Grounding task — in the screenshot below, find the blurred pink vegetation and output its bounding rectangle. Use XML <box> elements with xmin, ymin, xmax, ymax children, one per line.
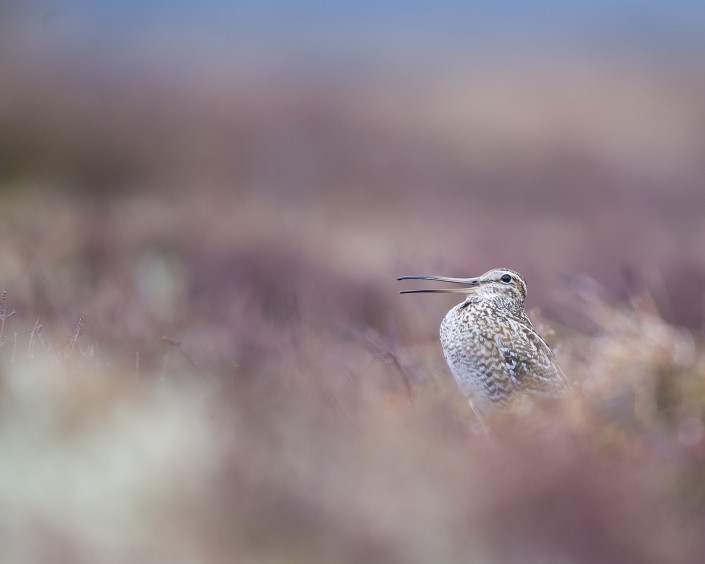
<box><xmin>1</xmin><ymin>29</ymin><xmax>705</xmax><ymax>563</ymax></box>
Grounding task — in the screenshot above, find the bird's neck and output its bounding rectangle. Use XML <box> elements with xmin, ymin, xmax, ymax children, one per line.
<box><xmin>464</xmin><ymin>296</ymin><xmax>524</xmax><ymax>316</ymax></box>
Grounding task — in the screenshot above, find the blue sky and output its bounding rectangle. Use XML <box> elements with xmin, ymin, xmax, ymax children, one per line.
<box><xmin>12</xmin><ymin>0</ymin><xmax>705</xmax><ymax>55</ymax></box>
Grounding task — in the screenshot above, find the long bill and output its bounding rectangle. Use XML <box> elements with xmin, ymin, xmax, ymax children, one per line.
<box><xmin>397</xmin><ymin>275</ymin><xmax>480</xmax><ymax>294</ymax></box>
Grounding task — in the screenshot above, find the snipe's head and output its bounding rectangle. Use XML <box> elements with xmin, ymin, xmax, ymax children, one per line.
<box><xmin>398</xmin><ymin>268</ymin><xmax>527</xmax><ymax>309</ymax></box>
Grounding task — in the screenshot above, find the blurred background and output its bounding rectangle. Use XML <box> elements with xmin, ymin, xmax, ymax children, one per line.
<box><xmin>2</xmin><ymin>2</ymin><xmax>705</xmax><ymax>563</ymax></box>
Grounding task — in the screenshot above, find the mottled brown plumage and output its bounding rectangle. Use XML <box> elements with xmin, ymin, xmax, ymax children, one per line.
<box><xmin>399</xmin><ymin>268</ymin><xmax>567</xmax><ymax>418</ymax></box>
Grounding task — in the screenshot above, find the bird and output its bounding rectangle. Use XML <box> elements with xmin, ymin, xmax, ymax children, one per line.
<box><xmin>398</xmin><ymin>268</ymin><xmax>568</xmax><ymax>421</ymax></box>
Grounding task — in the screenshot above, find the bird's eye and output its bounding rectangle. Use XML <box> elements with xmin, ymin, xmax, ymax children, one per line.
<box><xmin>500</xmin><ymin>274</ymin><xmax>512</xmax><ymax>283</ymax></box>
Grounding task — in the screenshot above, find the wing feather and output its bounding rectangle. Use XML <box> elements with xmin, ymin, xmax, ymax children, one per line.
<box><xmin>494</xmin><ymin>316</ymin><xmax>568</xmax><ymax>396</ymax></box>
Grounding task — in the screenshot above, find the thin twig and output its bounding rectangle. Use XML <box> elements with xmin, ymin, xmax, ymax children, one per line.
<box><xmin>65</xmin><ymin>317</ymin><xmax>84</xmax><ymax>358</ymax></box>
<box><xmin>27</xmin><ymin>317</ymin><xmax>42</xmax><ymax>360</ymax></box>
<box><xmin>161</xmin><ymin>336</ymin><xmax>199</xmax><ymax>370</ymax></box>
<box><xmin>330</xmin><ymin>321</ymin><xmax>415</xmax><ymax>404</ymax></box>
<box><xmin>0</xmin><ymin>291</ymin><xmax>16</xmax><ymax>347</ymax></box>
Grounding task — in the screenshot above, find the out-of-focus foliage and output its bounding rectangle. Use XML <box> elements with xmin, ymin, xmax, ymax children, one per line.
<box><xmin>1</xmin><ymin>13</ymin><xmax>705</xmax><ymax>563</ymax></box>
<box><xmin>1</xmin><ymin>279</ymin><xmax>705</xmax><ymax>563</ymax></box>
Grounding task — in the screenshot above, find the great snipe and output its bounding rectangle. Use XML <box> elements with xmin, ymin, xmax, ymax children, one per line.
<box><xmin>399</xmin><ymin>268</ymin><xmax>568</xmax><ymax>420</ymax></box>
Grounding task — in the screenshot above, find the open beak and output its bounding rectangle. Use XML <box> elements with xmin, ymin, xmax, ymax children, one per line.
<box><xmin>397</xmin><ymin>275</ymin><xmax>481</xmax><ymax>294</ymax></box>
